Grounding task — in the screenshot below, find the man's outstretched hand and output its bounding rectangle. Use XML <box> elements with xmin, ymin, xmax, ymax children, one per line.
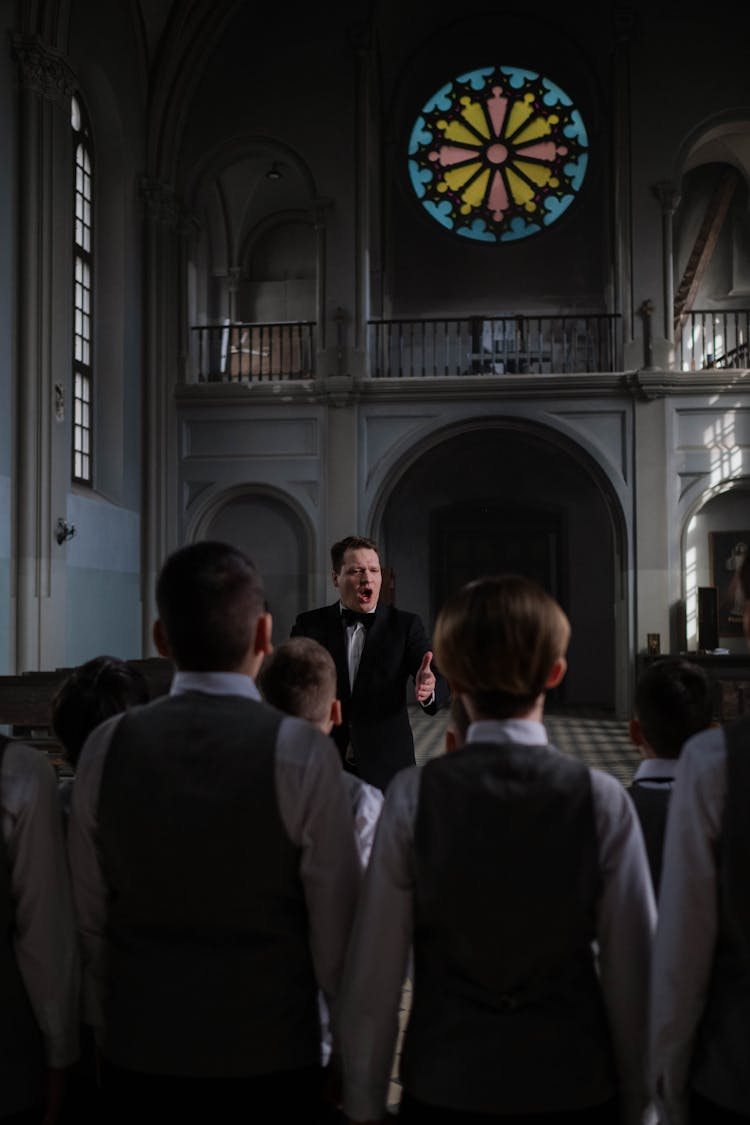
<box><xmin>415</xmin><ymin>650</ymin><xmax>436</xmax><ymax>703</ymax></box>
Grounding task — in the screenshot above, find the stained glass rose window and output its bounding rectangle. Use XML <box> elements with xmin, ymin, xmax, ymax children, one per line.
<box><xmin>408</xmin><ymin>65</ymin><xmax>588</xmax><ymax>243</ymax></box>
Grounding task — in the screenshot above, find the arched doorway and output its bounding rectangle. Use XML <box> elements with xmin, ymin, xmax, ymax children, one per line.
<box><xmin>192</xmin><ymin>487</ymin><xmax>312</xmax><ymax>643</ymax></box>
<box><xmin>376</xmin><ymin>422</ymin><xmax>626</xmax><ymax>713</ymax></box>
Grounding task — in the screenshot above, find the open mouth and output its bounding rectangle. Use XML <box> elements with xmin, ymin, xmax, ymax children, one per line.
<box><xmin>357</xmin><ymin>587</ymin><xmax>373</xmax><ymax>605</ymax></box>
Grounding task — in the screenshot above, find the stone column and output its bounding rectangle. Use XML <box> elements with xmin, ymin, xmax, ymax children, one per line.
<box><xmin>611</xmin><ymin>11</ymin><xmax>635</xmax><ymax>365</ymax></box>
<box><xmin>653</xmin><ymin>181</ymin><xmax>681</xmax><ymax>358</ymax></box>
<box><xmin>10</xmin><ymin>34</ymin><xmax>75</xmax><ymax>671</ymax></box>
<box><xmin>140</xmin><ymin>179</ymin><xmax>186</xmax><ymax>651</ymax></box>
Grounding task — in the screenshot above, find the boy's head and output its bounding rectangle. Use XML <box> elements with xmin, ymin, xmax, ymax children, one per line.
<box><xmin>630</xmin><ymin>658</ymin><xmax>713</xmax><ymax>760</ymax></box>
<box><xmin>434</xmin><ymin>574</ymin><xmax>570</xmax><ymax>720</ymax></box>
<box><xmin>51</xmin><ymin>655</ymin><xmax>150</xmax><ymax>768</ymax></box>
<box><xmin>258</xmin><ymin>637</ymin><xmax>341</xmax><ymax>733</ymax></box>
<box><xmin>154</xmin><ymin>541</ymin><xmax>269</xmax><ymax>674</ymax></box>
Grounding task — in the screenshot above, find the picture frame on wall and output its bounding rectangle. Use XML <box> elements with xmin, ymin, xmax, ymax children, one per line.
<box><xmin>709</xmin><ymin>531</ymin><xmax>749</xmax><ymax>637</ymax></box>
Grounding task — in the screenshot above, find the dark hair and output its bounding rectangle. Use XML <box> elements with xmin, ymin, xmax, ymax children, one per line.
<box><xmin>155</xmin><ymin>541</ymin><xmax>266</xmax><ymax>671</ymax></box>
<box><xmin>51</xmin><ymin>656</ymin><xmax>149</xmax><ymax>768</ymax></box>
<box><xmin>330</xmin><ymin>536</ymin><xmax>379</xmax><ymax>573</ymax></box>
<box><xmin>258</xmin><ymin>637</ymin><xmax>336</xmax><ymax>726</ymax></box>
<box><xmin>434</xmin><ymin>575</ymin><xmax>570</xmax><ymax>720</ymax></box>
<box><xmin>634</xmin><ymin>658</ymin><xmax>713</xmax><ymax>759</ymax></box>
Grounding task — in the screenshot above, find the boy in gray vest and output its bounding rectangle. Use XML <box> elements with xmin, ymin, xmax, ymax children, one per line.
<box><xmin>651</xmin><ymin>550</ymin><xmax>750</xmax><ymax>1124</ymax></box>
<box><xmin>340</xmin><ymin>574</ymin><xmax>655</xmax><ymax>1124</ymax></box>
<box><xmin>68</xmin><ymin>541</ymin><xmax>360</xmax><ymax>1123</ymax></box>
<box><xmin>627</xmin><ymin>657</ymin><xmax>714</xmax><ymax>895</ymax></box>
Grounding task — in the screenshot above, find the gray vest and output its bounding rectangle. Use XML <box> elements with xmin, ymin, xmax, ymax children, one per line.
<box><xmin>691</xmin><ymin>715</ymin><xmax>750</xmax><ymax>1114</ymax></box>
<box><xmin>0</xmin><ymin>737</ymin><xmax>45</xmax><ymax>1116</ymax></box>
<box><xmin>401</xmin><ymin>740</ymin><xmax>616</xmax><ymax>1114</ymax></box>
<box><xmin>97</xmin><ymin>692</ymin><xmax>321</xmax><ymax>1077</ymax></box>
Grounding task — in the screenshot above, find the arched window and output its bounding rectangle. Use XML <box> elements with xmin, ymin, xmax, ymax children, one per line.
<box><xmin>71</xmin><ymin>94</ymin><xmax>93</xmax><ymax>484</ymax></box>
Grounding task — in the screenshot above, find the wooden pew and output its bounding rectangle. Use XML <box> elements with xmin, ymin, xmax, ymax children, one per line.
<box><xmin>0</xmin><ymin>658</ymin><xmax>174</xmax><ymax>767</ymax></box>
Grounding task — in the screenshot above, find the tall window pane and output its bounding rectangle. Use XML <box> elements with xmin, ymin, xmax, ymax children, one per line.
<box><xmin>71</xmin><ymin>95</ymin><xmax>93</xmax><ymax>484</ymax></box>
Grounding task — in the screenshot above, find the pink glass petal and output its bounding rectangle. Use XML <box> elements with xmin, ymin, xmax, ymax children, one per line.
<box><xmin>487</xmin><ymin>86</ymin><xmax>508</xmax><ymax>139</ymax></box>
<box><xmin>488</xmin><ymin>170</ymin><xmax>509</xmax><ymax>221</ymax></box>
<box><xmin>515</xmin><ymin>141</ymin><xmax>569</xmax><ymax>162</ymax></box>
<box><xmin>431</xmin><ymin>145</ymin><xmax>481</xmax><ymax>167</ymax></box>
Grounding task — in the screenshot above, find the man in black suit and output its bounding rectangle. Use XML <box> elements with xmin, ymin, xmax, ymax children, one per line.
<box><xmin>292</xmin><ymin>535</ymin><xmax>448</xmax><ymax>791</ymax></box>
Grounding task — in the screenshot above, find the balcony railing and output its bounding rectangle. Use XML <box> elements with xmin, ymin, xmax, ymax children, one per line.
<box><xmin>675</xmin><ymin>309</ymin><xmax>750</xmax><ymax>371</ymax></box>
<box><xmin>367</xmin><ymin>315</ymin><xmax>622</xmax><ymax>377</ymax></box>
<box><xmin>190</xmin><ymin>321</ymin><xmax>316</xmax><ymax>382</ymax></box>
<box><xmin>188</xmin><ymin>309</ymin><xmax>750</xmax><ymax>385</ymax></box>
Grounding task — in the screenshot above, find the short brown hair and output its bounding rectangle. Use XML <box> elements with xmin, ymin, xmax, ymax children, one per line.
<box><xmin>434</xmin><ymin>575</ymin><xmax>570</xmax><ymax>719</ymax></box>
<box><xmin>51</xmin><ymin>655</ymin><xmax>150</xmax><ymax>768</ymax></box>
<box><xmin>330</xmin><ymin>536</ymin><xmax>379</xmax><ymax>573</ymax></box>
<box><xmin>258</xmin><ymin>637</ymin><xmax>336</xmax><ymax>726</ymax></box>
<box><xmin>156</xmin><ymin>541</ymin><xmax>265</xmax><ymax>672</ymax></box>
<box><xmin>634</xmin><ymin>658</ymin><xmax>713</xmax><ymax>759</ymax></box>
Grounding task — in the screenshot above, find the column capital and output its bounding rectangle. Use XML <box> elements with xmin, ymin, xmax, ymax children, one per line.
<box><xmin>10</xmin><ymin>33</ymin><xmax>75</xmax><ymax>105</ymax></box>
<box><xmin>653</xmin><ymin>181</ymin><xmax>681</xmax><ymax>214</ymax></box>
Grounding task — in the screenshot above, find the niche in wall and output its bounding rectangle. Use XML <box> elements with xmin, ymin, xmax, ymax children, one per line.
<box><xmin>201</xmin><ymin>490</ymin><xmax>309</xmax><ymax>642</ymax></box>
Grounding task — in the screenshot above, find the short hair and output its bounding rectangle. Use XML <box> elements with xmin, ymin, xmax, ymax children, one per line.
<box><xmin>51</xmin><ymin>655</ymin><xmax>149</xmax><ymax>768</ymax></box>
<box><xmin>634</xmin><ymin>658</ymin><xmax>713</xmax><ymax>759</ymax></box>
<box><xmin>434</xmin><ymin>574</ymin><xmax>571</xmax><ymax>719</ymax></box>
<box><xmin>257</xmin><ymin>637</ymin><xmax>336</xmax><ymax>726</ymax></box>
<box><xmin>447</xmin><ymin>694</ymin><xmax>471</xmax><ymax>746</ymax></box>
<box><xmin>330</xmin><ymin>535</ymin><xmax>379</xmax><ymax>573</ymax></box>
<box><xmin>156</xmin><ymin>541</ymin><xmax>265</xmax><ymax>671</ymax></box>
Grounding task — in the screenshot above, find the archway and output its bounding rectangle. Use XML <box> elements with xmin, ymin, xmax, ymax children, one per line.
<box><xmin>376</xmin><ymin>421</ymin><xmax>626</xmax><ymax>713</ymax></box>
<box><xmin>190</xmin><ymin>486</ymin><xmax>312</xmax><ymax>642</ymax></box>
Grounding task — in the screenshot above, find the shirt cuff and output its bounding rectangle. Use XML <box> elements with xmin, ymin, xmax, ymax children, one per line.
<box><xmin>419</xmin><ymin>691</ymin><xmax>435</xmax><ymax>708</ymax></box>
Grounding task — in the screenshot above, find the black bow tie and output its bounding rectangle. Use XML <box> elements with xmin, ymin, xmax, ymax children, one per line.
<box><xmin>341</xmin><ymin>608</ymin><xmax>376</xmax><ymax>629</ymax></box>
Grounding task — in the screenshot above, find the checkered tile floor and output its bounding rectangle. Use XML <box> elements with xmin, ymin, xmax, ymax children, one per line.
<box><xmin>411</xmin><ymin>704</ymin><xmax>640</xmax><ymax>785</ymax></box>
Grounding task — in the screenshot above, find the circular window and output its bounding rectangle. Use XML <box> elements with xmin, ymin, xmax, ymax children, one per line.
<box><xmin>408</xmin><ymin>65</ymin><xmax>589</xmax><ymax>243</ymax></box>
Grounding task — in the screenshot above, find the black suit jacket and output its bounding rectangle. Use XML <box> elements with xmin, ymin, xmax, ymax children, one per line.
<box><xmin>291</xmin><ymin>602</ymin><xmax>448</xmax><ymax>791</ymax></box>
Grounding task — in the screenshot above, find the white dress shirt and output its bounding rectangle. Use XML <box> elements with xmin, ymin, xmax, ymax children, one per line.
<box><xmin>650</xmin><ymin>725</ymin><xmax>727</xmax><ymax>1125</ymax></box>
<box><xmin>68</xmin><ymin>670</ymin><xmax>361</xmax><ymax>1043</ymax></box>
<box><xmin>340</xmin><ymin>718</ymin><xmax>656</xmax><ymax>1124</ymax></box>
<box><xmin>1</xmin><ymin>740</ymin><xmax>79</xmax><ymax>1067</ymax></box>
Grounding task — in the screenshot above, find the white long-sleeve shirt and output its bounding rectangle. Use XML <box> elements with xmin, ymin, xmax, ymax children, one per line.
<box><xmin>340</xmin><ymin>719</ymin><xmax>656</xmax><ymax>1123</ymax></box>
<box><xmin>1</xmin><ymin>739</ymin><xmax>79</xmax><ymax>1068</ymax></box>
<box><xmin>68</xmin><ymin>670</ymin><xmax>361</xmax><ymax>1046</ymax></box>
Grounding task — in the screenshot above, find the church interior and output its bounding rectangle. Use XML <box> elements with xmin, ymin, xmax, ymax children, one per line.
<box><xmin>2</xmin><ymin>0</ymin><xmax>750</xmax><ymax>722</ymax></box>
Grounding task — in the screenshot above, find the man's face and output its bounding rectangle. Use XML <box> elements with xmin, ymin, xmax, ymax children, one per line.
<box><xmin>333</xmin><ymin>547</ymin><xmax>382</xmax><ymax>613</ymax></box>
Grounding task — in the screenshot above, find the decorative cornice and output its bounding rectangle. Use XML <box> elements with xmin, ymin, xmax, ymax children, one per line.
<box><xmin>10</xmin><ymin>34</ymin><xmax>75</xmax><ymax>105</ymax></box>
<box><xmin>174</xmin><ymin>368</ymin><xmax>750</xmax><ymax>408</ymax></box>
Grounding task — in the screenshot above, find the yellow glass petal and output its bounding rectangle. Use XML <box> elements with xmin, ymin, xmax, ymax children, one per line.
<box><xmin>444</xmin><ymin>161</ymin><xmax>482</xmax><ymax>191</ymax></box>
<box><xmin>512</xmin><ymin>160</ymin><xmax>553</xmax><ymax>188</ymax></box>
<box><xmin>459</xmin><ymin>96</ymin><xmax>490</xmax><ymax>139</ymax></box>
<box><xmin>514</xmin><ymin>113</ymin><xmax>557</xmax><ymax>146</ymax></box>
<box><xmin>461</xmin><ymin>167</ymin><xmax>490</xmax><ymax>209</ymax></box>
<box><xmin>506</xmin><ymin>167</ymin><xmax>535</xmax><ymax>207</ymax></box>
<box><xmin>505</xmin><ymin>93</ymin><xmax>535</xmax><ymax>138</ymax></box>
<box><xmin>442</xmin><ymin>119</ymin><xmax>485</xmax><ymax>146</ymax></box>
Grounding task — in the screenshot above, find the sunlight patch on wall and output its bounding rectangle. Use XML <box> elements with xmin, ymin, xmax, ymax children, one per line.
<box><xmin>704</xmin><ymin>411</ymin><xmax>744</xmax><ymax>488</ymax></box>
